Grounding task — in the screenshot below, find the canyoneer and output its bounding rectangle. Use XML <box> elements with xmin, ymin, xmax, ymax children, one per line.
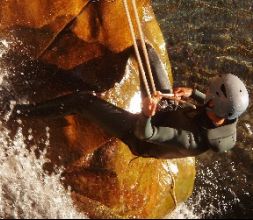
<box><xmin>7</xmin><ymin>0</ymin><xmax>250</xmax><ymax>159</ymax></box>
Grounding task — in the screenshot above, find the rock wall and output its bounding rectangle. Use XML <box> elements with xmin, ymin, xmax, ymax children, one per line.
<box><xmin>0</xmin><ymin>0</ymin><xmax>195</xmax><ymax>218</ymax></box>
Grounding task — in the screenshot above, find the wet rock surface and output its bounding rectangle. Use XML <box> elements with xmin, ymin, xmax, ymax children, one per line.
<box><xmin>0</xmin><ymin>0</ymin><xmax>195</xmax><ymax>218</ymax></box>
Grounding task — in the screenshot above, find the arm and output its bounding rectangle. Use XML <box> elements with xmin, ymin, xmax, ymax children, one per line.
<box><xmin>134</xmin><ymin>93</ymin><xmax>182</xmax><ymax>143</ymax></box>
<box><xmin>174</xmin><ymin>87</ymin><xmax>206</xmax><ymax>104</ymax></box>
<box><xmin>134</xmin><ymin>92</ymin><xmax>164</xmax><ymax>140</ymax></box>
<box><xmin>133</xmin><ymin>94</ymin><xmax>209</xmax><ymax>158</ymax></box>
<box><xmin>133</xmin><ymin>113</ymin><xmax>209</xmax><ymax>158</ymax></box>
<box><xmin>191</xmin><ymin>89</ymin><xmax>206</xmax><ymax>104</ymax></box>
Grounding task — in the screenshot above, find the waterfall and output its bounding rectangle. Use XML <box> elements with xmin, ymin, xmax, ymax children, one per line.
<box><xmin>0</xmin><ymin>39</ymin><xmax>86</xmax><ymax>219</ymax></box>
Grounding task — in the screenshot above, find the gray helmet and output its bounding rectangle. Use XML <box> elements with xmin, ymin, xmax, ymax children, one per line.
<box><xmin>205</xmin><ymin>74</ymin><xmax>249</xmax><ymax>120</ymax></box>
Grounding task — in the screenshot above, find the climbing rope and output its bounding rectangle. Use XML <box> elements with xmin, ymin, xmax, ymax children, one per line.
<box><xmin>123</xmin><ymin>1</ymin><xmax>180</xmax><ymax>209</ymax></box>
<box><xmin>131</xmin><ymin>0</ymin><xmax>156</xmax><ymax>94</ymax></box>
<box><xmin>122</xmin><ymin>0</ymin><xmax>156</xmax><ymax>98</ymax></box>
<box><xmin>122</xmin><ymin>0</ymin><xmax>196</xmax><ymax>110</ymax></box>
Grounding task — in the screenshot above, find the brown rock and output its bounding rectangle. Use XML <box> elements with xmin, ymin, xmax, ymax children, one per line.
<box><xmin>0</xmin><ymin>0</ymin><xmax>195</xmax><ymax>218</ymax></box>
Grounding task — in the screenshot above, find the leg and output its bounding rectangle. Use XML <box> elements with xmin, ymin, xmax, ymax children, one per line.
<box><xmin>13</xmin><ymin>92</ymin><xmax>138</xmax><ymax>142</ymax></box>
<box><xmin>12</xmin><ymin>91</ymin><xmax>186</xmax><ymax>159</ymax></box>
<box><xmin>139</xmin><ymin>42</ymin><xmax>172</xmax><ymax>96</ymax></box>
<box><xmin>12</xmin><ymin>92</ymin><xmax>90</xmax><ymax>119</ymax></box>
<box><xmin>146</xmin><ymin>43</ymin><xmax>172</xmax><ymax>93</ymax></box>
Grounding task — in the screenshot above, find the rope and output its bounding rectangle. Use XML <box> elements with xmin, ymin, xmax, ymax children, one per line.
<box><xmin>123</xmin><ymin>0</ymin><xmax>196</xmax><ymax>110</ymax></box>
<box><xmin>122</xmin><ymin>0</ymin><xmax>151</xmax><ymax>98</ymax></box>
<box><xmin>131</xmin><ymin>0</ymin><xmax>156</xmax><ymax>94</ymax></box>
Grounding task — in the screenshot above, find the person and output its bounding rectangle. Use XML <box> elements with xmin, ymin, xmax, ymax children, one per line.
<box><xmin>9</xmin><ymin>43</ymin><xmax>249</xmax><ymax>159</ymax></box>
<box><xmin>134</xmin><ymin>73</ymin><xmax>249</xmax><ymax>158</ymax></box>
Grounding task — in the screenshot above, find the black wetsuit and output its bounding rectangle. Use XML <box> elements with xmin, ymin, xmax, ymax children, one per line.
<box><xmin>12</xmin><ymin>44</ymin><xmax>238</xmax><ymax>159</ymax></box>
<box><xmin>133</xmin><ymin>89</ymin><xmax>237</xmax><ymax>158</ymax></box>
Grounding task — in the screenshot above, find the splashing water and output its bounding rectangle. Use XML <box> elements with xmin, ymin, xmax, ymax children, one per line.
<box><xmin>0</xmin><ymin>125</ymin><xmax>86</xmax><ymax>219</ymax></box>
<box><xmin>0</xmin><ymin>39</ymin><xmax>86</xmax><ymax>219</ymax></box>
<box><xmin>186</xmin><ymin>159</ymin><xmax>251</xmax><ymax>219</ymax></box>
<box><xmin>0</xmin><ymin>40</ymin><xmax>9</xmax><ymax>58</ymax></box>
<box><xmin>165</xmin><ymin>157</ymin><xmax>250</xmax><ymax>219</ymax></box>
<box><xmin>165</xmin><ymin>203</ymin><xmax>199</xmax><ymax>219</ymax></box>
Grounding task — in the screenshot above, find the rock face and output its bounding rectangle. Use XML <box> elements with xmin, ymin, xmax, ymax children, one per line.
<box><xmin>0</xmin><ymin>0</ymin><xmax>195</xmax><ymax>218</ymax></box>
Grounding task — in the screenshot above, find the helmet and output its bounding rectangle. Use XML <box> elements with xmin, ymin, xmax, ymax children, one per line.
<box><xmin>205</xmin><ymin>74</ymin><xmax>249</xmax><ymax>120</ymax></box>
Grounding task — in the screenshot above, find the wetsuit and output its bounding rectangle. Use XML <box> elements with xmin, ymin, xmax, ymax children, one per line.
<box><xmin>12</xmin><ymin>44</ymin><xmax>238</xmax><ymax>159</ymax></box>
<box><xmin>133</xmin><ymin>89</ymin><xmax>238</xmax><ymax>158</ymax></box>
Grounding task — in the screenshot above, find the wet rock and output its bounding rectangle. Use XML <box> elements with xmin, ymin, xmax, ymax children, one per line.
<box><xmin>0</xmin><ymin>0</ymin><xmax>195</xmax><ymax>218</ymax></box>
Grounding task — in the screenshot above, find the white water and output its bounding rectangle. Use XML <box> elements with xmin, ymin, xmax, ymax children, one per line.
<box><xmin>0</xmin><ymin>126</ymin><xmax>86</xmax><ymax>219</ymax></box>
<box><xmin>165</xmin><ymin>204</ymin><xmax>199</xmax><ymax>219</ymax></box>
<box><xmin>0</xmin><ymin>39</ymin><xmax>86</xmax><ymax>219</ymax></box>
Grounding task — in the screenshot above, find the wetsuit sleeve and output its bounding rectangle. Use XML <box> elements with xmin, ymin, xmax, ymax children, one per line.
<box><xmin>191</xmin><ymin>89</ymin><xmax>206</xmax><ymax>104</ymax></box>
<box><xmin>134</xmin><ymin>113</ymin><xmax>176</xmax><ymax>142</ymax></box>
<box><xmin>134</xmin><ymin>113</ymin><xmax>154</xmax><ymax>139</ymax></box>
<box><xmin>132</xmin><ymin>108</ymin><xmax>214</xmax><ymax>159</ymax></box>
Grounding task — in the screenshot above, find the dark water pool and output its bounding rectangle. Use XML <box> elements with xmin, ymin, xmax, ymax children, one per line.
<box><xmin>153</xmin><ymin>0</ymin><xmax>253</xmax><ymax>218</ymax></box>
